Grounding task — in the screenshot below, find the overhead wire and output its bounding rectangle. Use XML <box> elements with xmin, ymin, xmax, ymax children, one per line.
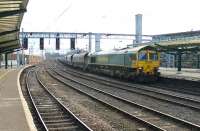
<box><xmin>43</xmin><ymin>0</ymin><xmax>72</xmax><ymax>31</ymax></box>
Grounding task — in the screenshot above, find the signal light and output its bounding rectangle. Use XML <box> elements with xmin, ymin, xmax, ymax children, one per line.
<box><xmin>23</xmin><ymin>38</ymin><xmax>28</xmax><ymax>50</ymax></box>
<box><xmin>40</xmin><ymin>38</ymin><xmax>44</xmax><ymax>50</ymax></box>
<box><xmin>70</xmin><ymin>38</ymin><xmax>75</xmax><ymax>50</ymax></box>
<box><xmin>56</xmin><ymin>38</ymin><xmax>60</xmax><ymax>50</ymax></box>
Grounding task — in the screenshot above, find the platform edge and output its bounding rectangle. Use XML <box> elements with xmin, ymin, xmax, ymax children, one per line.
<box><xmin>17</xmin><ymin>65</ymin><xmax>37</xmax><ymax>131</ymax></box>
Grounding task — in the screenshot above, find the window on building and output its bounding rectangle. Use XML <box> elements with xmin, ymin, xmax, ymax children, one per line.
<box><xmin>149</xmin><ymin>53</ymin><xmax>158</xmax><ymax>60</ymax></box>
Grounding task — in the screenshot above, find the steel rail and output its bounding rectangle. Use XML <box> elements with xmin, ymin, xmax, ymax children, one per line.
<box><xmin>57</xmin><ymin>66</ymin><xmax>200</xmax><ymax>111</ymax></box>
<box><xmin>26</xmin><ymin>70</ymin><xmax>49</xmax><ymax>131</ymax></box>
<box><xmin>46</xmin><ymin>69</ymin><xmax>166</xmax><ymax>131</ymax></box>
<box><xmin>48</xmin><ymin>67</ymin><xmax>200</xmax><ymax>131</ymax></box>
<box><xmin>56</xmin><ymin>60</ymin><xmax>200</xmax><ymax>109</ymax></box>
<box><xmin>25</xmin><ymin>69</ymin><xmax>92</xmax><ymax>131</ymax></box>
<box><xmin>50</xmin><ymin>68</ymin><xmax>200</xmax><ymax>130</ymax></box>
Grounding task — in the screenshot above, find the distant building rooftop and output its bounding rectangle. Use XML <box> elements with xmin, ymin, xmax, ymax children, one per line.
<box><xmin>153</xmin><ymin>30</ymin><xmax>200</xmax><ymax>41</ymax></box>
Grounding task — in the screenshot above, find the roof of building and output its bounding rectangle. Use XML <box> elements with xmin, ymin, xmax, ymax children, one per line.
<box><xmin>0</xmin><ymin>0</ymin><xmax>28</xmax><ymax>54</ymax></box>
<box><xmin>151</xmin><ymin>30</ymin><xmax>200</xmax><ymax>51</ymax></box>
<box><xmin>153</xmin><ymin>30</ymin><xmax>200</xmax><ymax>38</ymax></box>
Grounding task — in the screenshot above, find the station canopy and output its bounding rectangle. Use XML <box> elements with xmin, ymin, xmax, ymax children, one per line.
<box><xmin>152</xmin><ymin>31</ymin><xmax>200</xmax><ymax>52</ymax></box>
<box><xmin>0</xmin><ymin>0</ymin><xmax>28</xmax><ymax>54</ymax></box>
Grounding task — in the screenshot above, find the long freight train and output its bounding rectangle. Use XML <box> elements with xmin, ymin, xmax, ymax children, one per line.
<box><xmin>66</xmin><ymin>45</ymin><xmax>160</xmax><ymax>82</ymax></box>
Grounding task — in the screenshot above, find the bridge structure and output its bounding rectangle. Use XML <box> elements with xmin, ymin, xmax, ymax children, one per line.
<box><xmin>0</xmin><ymin>0</ymin><xmax>200</xmax><ymax>71</ymax></box>
<box><xmin>18</xmin><ymin>31</ymin><xmax>200</xmax><ymax>71</ymax></box>
<box><xmin>19</xmin><ymin>32</ymin><xmax>153</xmax><ymax>52</ymax></box>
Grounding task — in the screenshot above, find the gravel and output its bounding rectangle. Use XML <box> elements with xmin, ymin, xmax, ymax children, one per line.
<box><xmin>38</xmin><ymin>69</ymin><xmax>152</xmax><ymax>131</ymax></box>
<box><xmin>49</xmin><ymin>69</ymin><xmax>194</xmax><ymax>131</ymax></box>
<box><xmin>55</xmin><ymin>68</ymin><xmax>200</xmax><ymax>125</ymax></box>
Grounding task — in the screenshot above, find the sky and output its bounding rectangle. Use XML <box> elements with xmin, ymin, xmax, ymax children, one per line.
<box><xmin>21</xmin><ymin>0</ymin><xmax>200</xmax><ymax>54</ymax></box>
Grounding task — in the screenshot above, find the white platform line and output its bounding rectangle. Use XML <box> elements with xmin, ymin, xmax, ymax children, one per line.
<box><xmin>17</xmin><ymin>66</ymin><xmax>37</xmax><ymax>131</ymax></box>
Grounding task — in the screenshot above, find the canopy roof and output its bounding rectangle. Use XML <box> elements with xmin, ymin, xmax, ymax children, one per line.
<box><xmin>152</xmin><ymin>30</ymin><xmax>200</xmax><ymax>52</ymax></box>
<box><xmin>0</xmin><ymin>0</ymin><xmax>28</xmax><ymax>54</ymax></box>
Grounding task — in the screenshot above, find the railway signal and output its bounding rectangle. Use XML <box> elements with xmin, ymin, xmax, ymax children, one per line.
<box><xmin>23</xmin><ymin>38</ymin><xmax>28</xmax><ymax>50</ymax></box>
<box><xmin>40</xmin><ymin>38</ymin><xmax>44</xmax><ymax>50</ymax></box>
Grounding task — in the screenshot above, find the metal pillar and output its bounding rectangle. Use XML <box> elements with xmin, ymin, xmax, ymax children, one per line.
<box><xmin>174</xmin><ymin>54</ymin><xmax>177</xmax><ymax>68</ymax></box>
<box><xmin>197</xmin><ymin>54</ymin><xmax>200</xmax><ymax>69</ymax></box>
<box><xmin>22</xmin><ymin>49</ymin><xmax>25</xmax><ymax>65</ymax></box>
<box><xmin>17</xmin><ymin>51</ymin><xmax>20</xmax><ymax>67</ymax></box>
<box><xmin>177</xmin><ymin>51</ymin><xmax>182</xmax><ymax>71</ymax></box>
<box><xmin>88</xmin><ymin>32</ymin><xmax>92</xmax><ymax>52</ymax></box>
<box><xmin>5</xmin><ymin>53</ymin><xmax>8</xmax><ymax>69</ymax></box>
<box><xmin>70</xmin><ymin>38</ymin><xmax>75</xmax><ymax>50</ymax></box>
<box><xmin>0</xmin><ymin>54</ymin><xmax>1</xmax><ymax>68</ymax></box>
<box><xmin>22</xmin><ymin>28</ymin><xmax>25</xmax><ymax>65</ymax></box>
<box><xmin>11</xmin><ymin>53</ymin><xmax>13</xmax><ymax>69</ymax></box>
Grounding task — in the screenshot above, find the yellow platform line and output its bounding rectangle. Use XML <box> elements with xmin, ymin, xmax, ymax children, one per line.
<box><xmin>0</xmin><ymin>70</ymin><xmax>12</xmax><ymax>80</ymax></box>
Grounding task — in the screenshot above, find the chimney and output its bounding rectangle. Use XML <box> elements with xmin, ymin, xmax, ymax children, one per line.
<box><xmin>135</xmin><ymin>14</ymin><xmax>142</xmax><ymax>44</ymax></box>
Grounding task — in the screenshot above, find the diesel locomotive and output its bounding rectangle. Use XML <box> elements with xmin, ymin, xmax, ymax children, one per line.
<box><xmin>66</xmin><ymin>45</ymin><xmax>160</xmax><ymax>81</ymax></box>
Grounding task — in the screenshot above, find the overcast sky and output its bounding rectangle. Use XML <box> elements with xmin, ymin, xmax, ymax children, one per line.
<box><xmin>21</xmin><ymin>0</ymin><xmax>200</xmax><ymax>54</ymax></box>
<box><xmin>21</xmin><ymin>0</ymin><xmax>200</xmax><ymax>35</ymax></box>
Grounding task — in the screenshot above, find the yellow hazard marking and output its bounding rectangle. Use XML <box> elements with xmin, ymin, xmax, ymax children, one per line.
<box><xmin>0</xmin><ymin>70</ymin><xmax>12</xmax><ymax>80</ymax></box>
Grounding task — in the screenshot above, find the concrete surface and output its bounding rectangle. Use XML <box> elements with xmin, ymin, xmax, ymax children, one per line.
<box><xmin>0</xmin><ymin>69</ymin><xmax>33</xmax><ymax>131</ymax></box>
<box><xmin>159</xmin><ymin>67</ymin><xmax>200</xmax><ymax>81</ymax></box>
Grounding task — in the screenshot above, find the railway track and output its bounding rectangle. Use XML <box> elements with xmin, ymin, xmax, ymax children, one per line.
<box><xmin>58</xmin><ymin>59</ymin><xmax>200</xmax><ymax>97</ymax></box>
<box><xmin>25</xmin><ymin>69</ymin><xmax>92</xmax><ymax>131</ymax></box>
<box><xmin>47</xmin><ymin>66</ymin><xmax>200</xmax><ymax>131</ymax></box>
<box><xmin>148</xmin><ymin>79</ymin><xmax>200</xmax><ymax>96</ymax></box>
<box><xmin>55</xmin><ymin>61</ymin><xmax>200</xmax><ymax>111</ymax></box>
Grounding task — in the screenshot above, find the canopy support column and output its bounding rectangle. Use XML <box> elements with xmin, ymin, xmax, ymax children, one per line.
<box><xmin>5</xmin><ymin>53</ymin><xmax>8</xmax><ymax>69</ymax></box>
<box><xmin>197</xmin><ymin>54</ymin><xmax>200</xmax><ymax>69</ymax></box>
<box><xmin>177</xmin><ymin>51</ymin><xmax>182</xmax><ymax>71</ymax></box>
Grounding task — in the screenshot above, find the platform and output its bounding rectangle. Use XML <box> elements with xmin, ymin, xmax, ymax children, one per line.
<box><xmin>159</xmin><ymin>67</ymin><xmax>200</xmax><ymax>81</ymax></box>
<box><xmin>0</xmin><ymin>68</ymin><xmax>36</xmax><ymax>131</ymax></box>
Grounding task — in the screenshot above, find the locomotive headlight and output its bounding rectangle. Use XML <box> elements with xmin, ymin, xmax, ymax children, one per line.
<box><xmin>138</xmin><ymin>67</ymin><xmax>143</xmax><ymax>70</ymax></box>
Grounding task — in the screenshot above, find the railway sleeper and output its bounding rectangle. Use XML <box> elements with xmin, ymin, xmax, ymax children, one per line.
<box><xmin>39</xmin><ymin>108</ymin><xmax>62</xmax><ymax>113</ymax></box>
<box><xmin>37</xmin><ymin>105</ymin><xmax>58</xmax><ymax>108</ymax></box>
<box><xmin>34</xmin><ymin>99</ymin><xmax>56</xmax><ymax>102</ymax></box>
<box><xmin>40</xmin><ymin>112</ymin><xmax>66</xmax><ymax>117</ymax></box>
<box><xmin>45</xmin><ymin>119</ymin><xmax>73</xmax><ymax>124</ymax></box>
<box><xmin>46</xmin><ymin>122</ymin><xmax>76</xmax><ymax>128</ymax></box>
<box><xmin>48</xmin><ymin>125</ymin><xmax>80</xmax><ymax>131</ymax></box>
<box><xmin>42</xmin><ymin>115</ymin><xmax>70</xmax><ymax>121</ymax></box>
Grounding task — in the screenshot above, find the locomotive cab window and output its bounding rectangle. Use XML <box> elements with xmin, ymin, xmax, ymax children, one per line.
<box><xmin>149</xmin><ymin>52</ymin><xmax>158</xmax><ymax>61</ymax></box>
<box><xmin>128</xmin><ymin>53</ymin><xmax>137</xmax><ymax>61</ymax></box>
<box><xmin>138</xmin><ymin>52</ymin><xmax>147</xmax><ymax>61</ymax></box>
